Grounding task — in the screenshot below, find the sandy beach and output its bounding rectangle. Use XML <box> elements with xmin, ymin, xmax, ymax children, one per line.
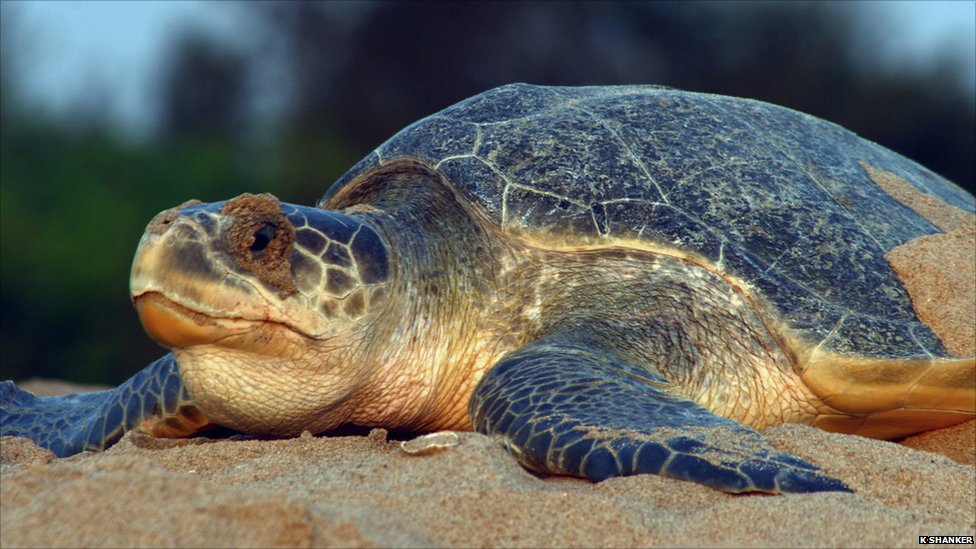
<box><xmin>1</xmin><ymin>408</ymin><xmax>973</xmax><ymax>548</ymax></box>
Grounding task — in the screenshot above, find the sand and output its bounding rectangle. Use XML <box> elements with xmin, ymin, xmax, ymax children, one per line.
<box><xmin>1</xmin><ymin>409</ymin><xmax>974</xmax><ymax>548</ymax></box>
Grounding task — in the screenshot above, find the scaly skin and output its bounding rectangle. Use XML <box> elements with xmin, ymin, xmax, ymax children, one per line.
<box><xmin>147</xmin><ymin>172</ymin><xmax>855</xmax><ymax>493</ymax></box>
<box><xmin>1</xmin><ymin>173</ymin><xmax>854</xmax><ymax>493</ymax></box>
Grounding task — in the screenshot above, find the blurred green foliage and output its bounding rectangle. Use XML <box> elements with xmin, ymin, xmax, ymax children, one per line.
<box><xmin>0</xmin><ymin>109</ymin><xmax>356</xmax><ymax>383</ymax></box>
<box><xmin>1</xmin><ymin>124</ymin><xmax>229</xmax><ymax>381</ymax></box>
<box><xmin>0</xmin><ymin>1</ymin><xmax>972</xmax><ymax>384</ymax></box>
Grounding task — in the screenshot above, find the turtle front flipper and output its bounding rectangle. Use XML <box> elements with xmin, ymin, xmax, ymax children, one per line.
<box><xmin>1</xmin><ymin>354</ymin><xmax>212</xmax><ymax>457</ymax></box>
<box><xmin>469</xmin><ymin>341</ymin><xmax>851</xmax><ymax>494</ymax></box>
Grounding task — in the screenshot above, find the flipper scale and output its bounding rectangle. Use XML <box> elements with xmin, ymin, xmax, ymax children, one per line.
<box><xmin>471</xmin><ymin>341</ymin><xmax>851</xmax><ymax>494</ymax></box>
<box><xmin>1</xmin><ymin>354</ymin><xmax>207</xmax><ymax>457</ymax></box>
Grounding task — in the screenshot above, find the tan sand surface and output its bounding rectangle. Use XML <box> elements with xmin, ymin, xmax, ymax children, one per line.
<box><xmin>2</xmin><ymin>417</ymin><xmax>974</xmax><ymax>548</ymax></box>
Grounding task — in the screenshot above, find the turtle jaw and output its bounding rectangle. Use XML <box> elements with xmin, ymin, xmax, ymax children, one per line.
<box><xmin>133</xmin><ymin>292</ymin><xmax>266</xmax><ymax>350</ymax></box>
<box><xmin>133</xmin><ymin>290</ymin><xmax>321</xmax><ymax>362</ymax></box>
<box><xmin>129</xmin><ymin>202</ymin><xmax>328</xmax><ymax>353</ymax></box>
<box><xmin>129</xmin><ymin>217</ymin><xmax>277</xmax><ymax>351</ymax></box>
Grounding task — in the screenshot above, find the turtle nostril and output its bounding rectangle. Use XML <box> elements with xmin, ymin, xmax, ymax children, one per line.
<box><xmin>250</xmin><ymin>223</ymin><xmax>277</xmax><ymax>254</ymax></box>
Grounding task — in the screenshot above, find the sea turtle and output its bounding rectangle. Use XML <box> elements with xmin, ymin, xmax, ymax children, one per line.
<box><xmin>2</xmin><ymin>84</ymin><xmax>974</xmax><ymax>494</ymax></box>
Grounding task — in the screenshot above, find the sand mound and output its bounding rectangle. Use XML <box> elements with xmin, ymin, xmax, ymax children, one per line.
<box><xmin>2</xmin><ymin>419</ymin><xmax>973</xmax><ymax>548</ymax></box>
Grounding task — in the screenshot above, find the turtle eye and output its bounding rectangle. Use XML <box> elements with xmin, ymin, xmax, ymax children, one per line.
<box><xmin>250</xmin><ymin>223</ymin><xmax>276</xmax><ymax>254</ymax></box>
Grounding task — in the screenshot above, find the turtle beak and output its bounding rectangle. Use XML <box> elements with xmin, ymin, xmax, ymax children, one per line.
<box><xmin>130</xmin><ymin>211</ymin><xmax>261</xmax><ymax>349</ymax></box>
<box><xmin>131</xmin><ymin>195</ymin><xmax>347</xmax><ymax>349</ymax></box>
<box><xmin>134</xmin><ymin>292</ymin><xmax>246</xmax><ymax>349</ymax></box>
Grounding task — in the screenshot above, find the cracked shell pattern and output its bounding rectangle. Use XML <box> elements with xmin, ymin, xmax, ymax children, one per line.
<box><xmin>324</xmin><ymin>84</ymin><xmax>974</xmax><ymax>359</ymax></box>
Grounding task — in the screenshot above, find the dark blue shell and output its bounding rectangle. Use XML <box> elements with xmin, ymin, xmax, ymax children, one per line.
<box><xmin>322</xmin><ymin>84</ymin><xmax>975</xmax><ymax>359</ymax></box>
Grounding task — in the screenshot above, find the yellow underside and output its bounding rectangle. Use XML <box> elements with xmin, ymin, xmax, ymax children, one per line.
<box><xmin>800</xmin><ymin>349</ymin><xmax>975</xmax><ymax>439</ymax></box>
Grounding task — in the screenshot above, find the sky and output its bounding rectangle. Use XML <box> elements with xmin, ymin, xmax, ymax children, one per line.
<box><xmin>3</xmin><ymin>0</ymin><xmax>975</xmax><ymax>137</ymax></box>
<box><xmin>860</xmin><ymin>0</ymin><xmax>976</xmax><ymax>79</ymax></box>
<box><xmin>3</xmin><ymin>1</ymin><xmax>246</xmax><ymax>134</ymax></box>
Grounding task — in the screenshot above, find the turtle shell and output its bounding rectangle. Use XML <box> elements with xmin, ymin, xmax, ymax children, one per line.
<box><xmin>322</xmin><ymin>84</ymin><xmax>975</xmax><ymax>360</ymax></box>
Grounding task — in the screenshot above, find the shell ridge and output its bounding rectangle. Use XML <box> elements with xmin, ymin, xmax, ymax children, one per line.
<box><xmin>906</xmin><ymin>324</ymin><xmax>939</xmax><ymax>358</ymax></box>
<box><xmin>697</xmin><ymin>95</ymin><xmax>891</xmax><ymax>258</ymax></box>
<box><xmin>450</xmin><ymin>153</ymin><xmax>520</xmax><ymax>229</ymax></box>
<box><xmin>761</xmin><ymin>249</ymin><xmax>791</xmax><ymax>275</ymax></box>
<box><xmin>562</xmin><ymin>102</ymin><xmax>672</xmax><ymax>206</ymax></box>
<box><xmin>812</xmin><ymin>313</ymin><xmax>850</xmax><ymax>356</ymax></box>
<box><xmin>433</xmin><ymin>153</ymin><xmax>477</xmax><ymax>170</ymax></box>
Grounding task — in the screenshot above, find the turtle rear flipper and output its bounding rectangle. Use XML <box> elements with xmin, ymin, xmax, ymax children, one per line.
<box><xmin>470</xmin><ymin>341</ymin><xmax>851</xmax><ymax>494</ymax></box>
<box><xmin>1</xmin><ymin>354</ymin><xmax>212</xmax><ymax>457</ymax></box>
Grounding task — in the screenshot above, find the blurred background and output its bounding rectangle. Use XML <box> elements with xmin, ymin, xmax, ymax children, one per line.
<box><xmin>1</xmin><ymin>0</ymin><xmax>974</xmax><ymax>384</ymax></box>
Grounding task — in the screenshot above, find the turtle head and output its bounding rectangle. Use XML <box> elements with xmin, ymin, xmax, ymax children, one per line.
<box><xmin>130</xmin><ymin>193</ymin><xmax>393</xmax><ymax>434</ymax></box>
